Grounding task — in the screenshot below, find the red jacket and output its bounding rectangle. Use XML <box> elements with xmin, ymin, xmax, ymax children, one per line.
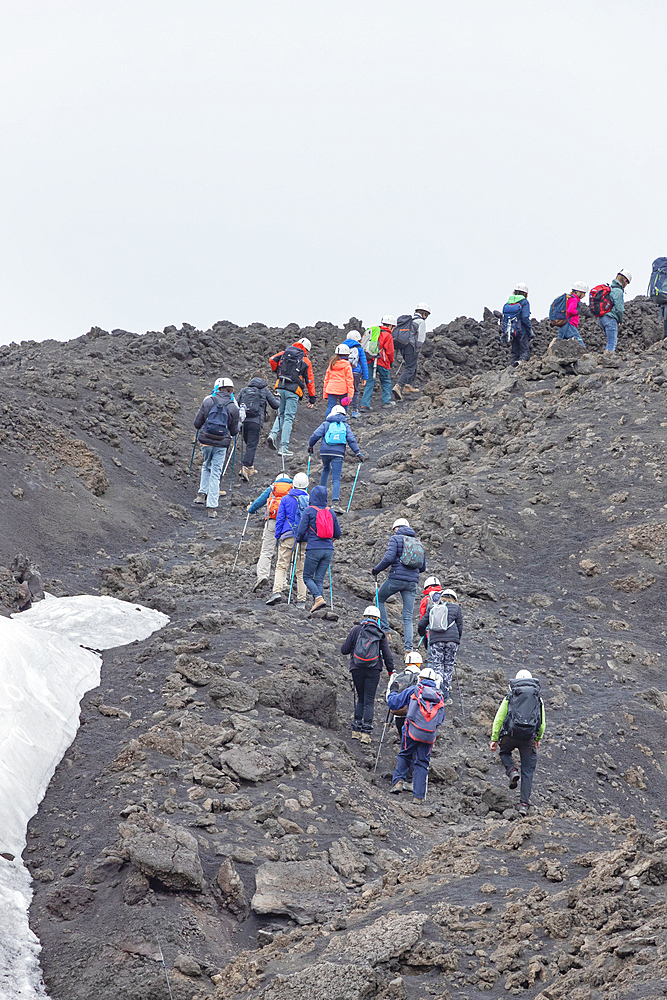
<box><xmin>365</xmin><ymin>325</ymin><xmax>395</xmax><ymax>371</ymax></box>
<box><xmin>419</xmin><ymin>585</ymin><xmax>442</xmax><ymax>619</ymax></box>
<box><xmin>269</xmin><ymin>343</ymin><xmax>316</xmax><ymax>402</ymax></box>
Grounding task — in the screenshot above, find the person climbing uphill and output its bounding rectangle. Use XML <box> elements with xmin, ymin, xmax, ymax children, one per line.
<box><xmin>237</xmin><ymin>372</ymin><xmax>280</xmax><ymax>481</ymax></box>
<box><xmin>501</xmin><ymin>284</ymin><xmax>532</xmax><ymax>367</ymax></box>
<box><xmin>247</xmin><ymin>473</ymin><xmax>293</xmax><ymax>591</ymax></box>
<box><xmin>386</xmin><ymin>650</ymin><xmax>422</xmax><ymax>738</ymax></box>
<box><xmin>266</xmin><ymin>471</ymin><xmax>310</xmax><ymax>609</ymax></box>
<box><xmin>417</xmin><ymin>589</ymin><xmax>463</xmax><ymax>695</ymax></box>
<box><xmin>340</xmin><ymin>605</ymin><xmax>394</xmax><ymax>744</ymax></box>
<box><xmin>192</xmin><ymin>377</ymin><xmax>240</xmax><ymax>518</ymax></box>
<box><xmin>294</xmin><ymin>484</ymin><xmax>342</xmax><ymax>614</ymax></box>
<box><xmin>322</xmin><ymin>344</ymin><xmax>355</xmax><ymax>416</ymax></box>
<box><xmin>388</xmin><ymin>666</ymin><xmax>445</xmax><ymax>802</ymax></box>
<box><xmin>360</xmin><ymin>316</ymin><xmax>396</xmax><ymax>411</ymax></box>
<box><xmin>342</xmin><ymin>330</ymin><xmax>368</xmax><ymax>417</ymax></box>
<box><xmin>392</xmin><ymin>303</ymin><xmax>430</xmax><ymax>400</ymax></box>
<box><xmin>308</xmin><ymin>404</ymin><xmax>364</xmax><ymax>515</ymax></box>
<box><xmin>419</xmin><ymin>576</ymin><xmax>442</xmax><ymax>618</ymax></box>
<box><xmin>490</xmin><ymin>669</ymin><xmax>546</xmax><ymax>816</ymax></box>
<box><xmin>591</xmin><ymin>269</ymin><xmax>632</xmax><ymax>355</ymax></box>
<box><xmin>371</xmin><ymin>518</ymin><xmax>425</xmax><ymax>652</ymax></box>
<box><xmin>552</xmin><ymin>283</ymin><xmax>588</xmax><ymax>347</ymax></box>
<box><xmin>268</xmin><ymin>337</ymin><xmax>316</xmax><ymax>457</ymax></box>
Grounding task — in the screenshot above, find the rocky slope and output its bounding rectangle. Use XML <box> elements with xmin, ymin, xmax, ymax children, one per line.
<box><xmin>2</xmin><ymin>300</ymin><xmax>667</xmax><ymax>999</ymax></box>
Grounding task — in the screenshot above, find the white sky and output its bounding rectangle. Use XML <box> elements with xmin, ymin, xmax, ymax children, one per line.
<box><xmin>1</xmin><ymin>0</ymin><xmax>665</xmax><ymax>345</ymax></box>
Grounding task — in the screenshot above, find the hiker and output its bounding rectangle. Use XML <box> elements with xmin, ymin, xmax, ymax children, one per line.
<box><xmin>342</xmin><ymin>330</ymin><xmax>368</xmax><ymax>417</ymax></box>
<box><xmin>392</xmin><ymin>303</ymin><xmax>430</xmax><ymax>401</ymax></box>
<box><xmin>648</xmin><ymin>258</ymin><xmax>667</xmax><ymax>339</ymax></box>
<box><xmin>308</xmin><ymin>404</ymin><xmax>364</xmax><ymax>514</ymax></box>
<box><xmin>417</xmin><ymin>589</ymin><xmax>463</xmax><ymax>694</ymax></box>
<box><xmin>419</xmin><ymin>576</ymin><xmax>442</xmax><ymax>618</ymax></box>
<box><xmin>322</xmin><ymin>344</ymin><xmax>355</xmax><ymax>416</ymax></box>
<box><xmin>192</xmin><ymin>378</ymin><xmax>240</xmax><ymax>518</ymax></box>
<box><xmin>340</xmin><ymin>605</ymin><xmax>394</xmax><ymax>744</ymax></box>
<box><xmin>266</xmin><ymin>472</ymin><xmax>310</xmax><ymax>609</ymax></box>
<box><xmin>388</xmin><ymin>666</ymin><xmax>445</xmax><ymax>802</ymax></box>
<box><xmin>501</xmin><ymin>284</ymin><xmax>532</xmax><ymax>366</ymax></box>
<box><xmin>246</xmin><ymin>473</ymin><xmax>293</xmax><ymax>591</ymax></box>
<box><xmin>360</xmin><ymin>316</ymin><xmax>396</xmax><ymax>411</ymax></box>
<box><xmin>387</xmin><ymin>651</ymin><xmax>422</xmax><ymax>738</ymax></box>
<box><xmin>268</xmin><ymin>338</ymin><xmax>316</xmax><ymax>457</ymax></box>
<box><xmin>552</xmin><ymin>283</ymin><xmax>588</xmax><ymax>347</ymax></box>
<box><xmin>237</xmin><ymin>372</ymin><xmax>280</xmax><ymax>481</ymax></box>
<box><xmin>294</xmin><ymin>484</ymin><xmax>342</xmax><ymax>614</ymax></box>
<box><xmin>490</xmin><ymin>668</ymin><xmax>546</xmax><ymax>817</ymax></box>
<box><xmin>591</xmin><ymin>270</ymin><xmax>632</xmax><ymax>354</ymax></box>
<box><xmin>371</xmin><ymin>518</ymin><xmax>426</xmax><ymax>652</ymax></box>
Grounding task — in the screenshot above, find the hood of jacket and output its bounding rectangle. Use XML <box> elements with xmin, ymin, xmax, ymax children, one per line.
<box><xmin>248</xmin><ymin>377</ymin><xmax>268</xmax><ymax>389</ymax></box>
<box><xmin>325</xmin><ymin>412</ymin><xmax>348</xmax><ymax>425</ymax></box>
<box><xmin>287</xmin><ymin>487</ymin><xmax>308</xmax><ymax>498</ymax></box>
<box><xmin>309</xmin><ymin>485</ymin><xmax>328</xmax><ymax>508</ymax></box>
<box><xmin>395</xmin><ymin>525</ymin><xmax>416</xmax><ymax>539</ymax></box>
<box><xmin>209</xmin><ymin>389</ymin><xmax>234</xmax><ymax>406</ymax></box>
<box><xmin>611</xmin><ymin>279</ymin><xmax>624</xmax><ymax>291</ymax></box>
<box><xmin>291</xmin><ymin>342</ymin><xmax>308</xmax><ymax>357</ymax></box>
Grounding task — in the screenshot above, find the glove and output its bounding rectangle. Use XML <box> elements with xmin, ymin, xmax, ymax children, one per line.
<box><xmin>308</xmin><ymin>447</ymin><xmax>314</xmax><ymax>455</ymax></box>
<box><xmin>390</xmin><ymin>681</ymin><xmax>399</xmax><ymax>693</ymax></box>
<box><xmin>341</xmin><ymin>396</ymin><xmax>350</xmax><ymax>406</ymax></box>
<box><xmin>357</xmin><ymin>453</ymin><xmax>365</xmax><ymax>463</ymax></box>
<box><xmin>371</xmin><ymin>568</ymin><xmax>378</xmax><ymax>576</ymax></box>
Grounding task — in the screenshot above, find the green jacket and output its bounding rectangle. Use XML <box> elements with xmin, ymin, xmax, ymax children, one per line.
<box><xmin>609</xmin><ymin>279</ymin><xmax>625</xmax><ymax>323</ymax></box>
<box><xmin>491</xmin><ymin>696</ymin><xmax>546</xmax><ymax>741</ymax></box>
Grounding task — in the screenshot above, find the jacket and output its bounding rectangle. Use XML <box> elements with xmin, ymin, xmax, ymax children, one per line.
<box><xmin>248</xmin><ymin>479</ymin><xmax>292</xmax><ymax>520</ymax></box>
<box><xmin>565</xmin><ymin>294</ymin><xmax>581</xmax><ymax>329</ymax></box>
<box><xmin>417</xmin><ymin>600</ymin><xmax>463</xmax><ymax>645</ymax></box>
<box><xmin>371</xmin><ymin>325</ymin><xmax>395</xmax><ymax>370</ymax></box>
<box><xmin>419</xmin><ymin>585</ymin><xmax>442</xmax><ymax>618</ymax></box>
<box><xmin>492</xmin><ymin>695</ymin><xmax>546</xmax><ymax>742</ymax></box>
<box><xmin>503</xmin><ymin>295</ymin><xmax>532</xmax><ymax>338</ymax></box>
<box><xmin>372</xmin><ymin>526</ymin><xmax>426</xmax><ymax>585</ymax></box>
<box><xmin>387</xmin><ymin>678</ymin><xmax>445</xmax><ymax>742</ymax></box>
<box><xmin>412</xmin><ymin>313</ymin><xmax>427</xmax><ymax>347</ymax></box>
<box><xmin>340</xmin><ymin>619</ymin><xmax>394</xmax><ymax>674</ymax></box>
<box><xmin>269</xmin><ymin>343</ymin><xmax>317</xmax><ymax>402</ymax></box>
<box><xmin>322</xmin><ymin>359</ymin><xmax>355</xmax><ymax>400</ymax></box>
<box><xmin>294</xmin><ymin>485</ymin><xmax>342</xmax><ymax>552</ymax></box>
<box><xmin>608</xmin><ymin>279</ymin><xmax>625</xmax><ymax>323</ymax></box>
<box><xmin>194</xmin><ymin>391</ymin><xmax>240</xmax><ymax>447</ymax></box>
<box><xmin>308</xmin><ymin>413</ymin><xmax>361</xmax><ymax>459</ymax></box>
<box><xmin>238</xmin><ymin>377</ymin><xmax>280</xmax><ymax>425</ymax></box>
<box><xmin>343</xmin><ymin>337</ymin><xmax>369</xmax><ymax>379</ymax></box>
<box><xmin>275</xmin><ymin>487</ymin><xmax>309</xmax><ymax>540</ymax></box>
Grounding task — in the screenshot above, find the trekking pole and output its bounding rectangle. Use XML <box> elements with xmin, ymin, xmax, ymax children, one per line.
<box><xmin>157</xmin><ymin>937</ymin><xmax>175</xmax><ymax>1000</ymax></box>
<box><xmin>375</xmin><ymin>580</ymin><xmax>379</xmax><ymax>609</ymax></box>
<box><xmin>328</xmin><ymin>564</ymin><xmax>334</xmax><ymax>609</ymax></box>
<box><xmin>346</xmin><ymin>464</ymin><xmax>361</xmax><ymax>513</ymax></box>
<box><xmin>187</xmin><ymin>432</ymin><xmax>199</xmax><ymax>476</ymax></box>
<box><xmin>232</xmin><ymin>512</ymin><xmax>251</xmax><ymax>571</ymax></box>
<box><xmin>373</xmin><ymin>710</ymin><xmax>392</xmax><ymax>774</ymax></box>
<box><xmin>453</xmin><ymin>660</ymin><xmax>465</xmax><ymax>718</ymax></box>
<box><xmin>307</xmin><ymin>455</ymin><xmax>311</xmax><ymax>477</ymax></box>
<box><xmin>223</xmin><ymin>439</ymin><xmax>235</xmax><ymax>476</ymax></box>
<box><xmin>228</xmin><ymin>435</ymin><xmax>238</xmax><ymax>494</ymax></box>
<box><xmin>287</xmin><ymin>543</ymin><xmax>298</xmax><ymax>604</ymax></box>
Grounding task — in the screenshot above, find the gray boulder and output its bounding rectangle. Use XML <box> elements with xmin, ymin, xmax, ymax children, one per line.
<box><xmin>252</xmin><ymin>860</ymin><xmax>347</xmax><ymax>924</ymax></box>
<box><xmin>255</xmin><ymin>668</ymin><xmax>337</xmax><ymax>728</ymax></box>
<box><xmin>118</xmin><ymin>815</ymin><xmax>204</xmax><ymax>892</ymax></box>
<box><xmin>221</xmin><ymin>746</ymin><xmax>286</xmax><ymax>783</ymax></box>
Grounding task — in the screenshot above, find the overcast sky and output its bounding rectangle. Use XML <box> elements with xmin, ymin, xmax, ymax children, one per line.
<box><xmin>1</xmin><ymin>0</ymin><xmax>665</xmax><ymax>346</ymax></box>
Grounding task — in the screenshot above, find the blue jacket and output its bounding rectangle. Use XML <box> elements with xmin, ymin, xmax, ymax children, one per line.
<box><xmin>387</xmin><ymin>678</ymin><xmax>445</xmax><ymax>727</ymax></box>
<box><xmin>309</xmin><ymin>414</ymin><xmax>361</xmax><ymax>459</ymax></box>
<box><xmin>372</xmin><ymin>526</ymin><xmax>426</xmax><ymax>584</ymax></box>
<box><xmin>248</xmin><ymin>486</ymin><xmax>272</xmax><ymax>514</ymax></box>
<box><xmin>295</xmin><ymin>485</ymin><xmax>342</xmax><ymax>551</ymax></box>
<box><xmin>275</xmin><ymin>488</ymin><xmax>309</xmax><ymax>540</ymax></box>
<box><xmin>343</xmin><ymin>337</ymin><xmax>369</xmax><ymax>379</ymax></box>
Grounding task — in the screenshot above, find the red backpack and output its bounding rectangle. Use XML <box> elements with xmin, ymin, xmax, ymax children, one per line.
<box><xmin>310</xmin><ymin>505</ymin><xmax>334</xmax><ymax>539</ymax></box>
<box><xmin>589</xmin><ymin>284</ymin><xmax>612</xmax><ymax>317</ymax></box>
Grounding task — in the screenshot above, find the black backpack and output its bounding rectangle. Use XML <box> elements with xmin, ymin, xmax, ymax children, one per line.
<box><xmin>505</xmin><ymin>678</ymin><xmax>542</xmax><ymax>740</ymax></box>
<box><xmin>239</xmin><ymin>384</ymin><xmax>263</xmax><ymax>418</ymax></box>
<box><xmin>203</xmin><ymin>401</ymin><xmax>229</xmax><ymax>439</ymax></box>
<box><xmin>351</xmin><ymin>621</ymin><xmax>383</xmax><ymax>670</ymax></box>
<box><xmin>277</xmin><ymin>346</ymin><xmax>305</xmax><ymax>388</ymax></box>
<box><xmin>393</xmin><ymin>314</ymin><xmax>415</xmax><ymax>347</ymax></box>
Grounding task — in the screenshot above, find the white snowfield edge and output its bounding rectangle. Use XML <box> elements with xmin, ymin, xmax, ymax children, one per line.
<box><xmin>0</xmin><ymin>595</ymin><xmax>169</xmax><ymax>1000</ymax></box>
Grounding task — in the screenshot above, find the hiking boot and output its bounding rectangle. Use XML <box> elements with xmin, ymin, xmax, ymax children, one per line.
<box><xmin>239</xmin><ymin>467</ymin><xmax>250</xmax><ymax>482</ymax></box>
<box><xmin>359</xmin><ymin>405</ymin><xmax>372</xmax><ymax>412</ymax></box>
<box><xmin>350</xmin><ymin>410</ymin><xmax>361</xmax><ymax>419</ymax></box>
<box><xmin>517</xmin><ymin>802</ymin><xmax>529</xmax><ymax>817</ymax></box>
<box><xmin>508</xmin><ymin>767</ymin><xmax>520</xmax><ymax>790</ymax></box>
<box><xmin>206</xmin><ymin>508</ymin><xmax>217</xmax><ymax>518</ymax></box>
<box><xmin>389</xmin><ymin>781</ymin><xmax>404</xmax><ymax>794</ymax></box>
<box><xmin>278</xmin><ymin>448</ymin><xmax>294</xmax><ymax>458</ymax></box>
<box><xmin>359</xmin><ymin>733</ymin><xmax>372</xmax><ymax>745</ymax></box>
<box><xmin>267</xmin><ymin>436</ymin><xmax>277</xmax><ymax>451</ymax></box>
<box><xmin>412</xmin><ymin>796</ymin><xmax>425</xmax><ymax>803</ymax></box>
<box><xmin>392</xmin><ymin>385</ymin><xmax>403</xmax><ymax>401</ymax></box>
<box><xmin>332</xmin><ymin>505</ymin><xmax>345</xmax><ymax>515</ymax></box>
<box><xmin>351</xmin><ymin>729</ymin><xmax>362</xmax><ymax>739</ymax></box>
<box><xmin>266</xmin><ymin>593</ymin><xmax>282</xmax><ymax>606</ymax></box>
<box><xmin>296</xmin><ymin>601</ymin><xmax>306</xmax><ymax>611</ymax></box>
<box><xmin>192</xmin><ymin>493</ymin><xmax>206</xmax><ymax>505</ymax></box>
<box><xmin>403</xmin><ymin>781</ymin><xmax>414</xmax><ymax>793</ymax></box>
<box><xmin>402</xmin><ymin>384</ymin><xmax>420</xmax><ymax>395</ymax></box>
<box><xmin>248</xmin><ymin>466</ymin><xmax>258</xmax><ymax>476</ymax></box>
<box><xmin>309</xmin><ymin>596</ymin><xmax>326</xmax><ymax>614</ymax></box>
<box><xmin>382</xmin><ymin>401</ymin><xmax>396</xmax><ymax>408</ymax></box>
<box><xmin>252</xmin><ymin>577</ymin><xmax>269</xmax><ymax>592</ymax></box>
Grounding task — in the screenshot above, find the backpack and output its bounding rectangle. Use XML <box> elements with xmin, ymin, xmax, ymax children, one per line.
<box><xmin>504</xmin><ymin>678</ymin><xmax>542</xmax><ymax>741</ymax></box>
<box><xmin>285</xmin><ymin>492</ymin><xmax>309</xmax><ymax>530</ymax></box>
<box><xmin>239</xmin><ymin>384</ymin><xmax>263</xmax><ymax>418</ymax></box>
<box><xmin>406</xmin><ymin>682</ymin><xmax>444</xmax><ymax>743</ymax></box>
<box><xmin>277</xmin><ymin>346</ymin><xmax>305</xmax><ymax>388</ymax></box>
<box><xmin>311</xmin><ymin>506</ymin><xmax>334</xmax><ymax>539</ymax></box>
<box><xmin>351</xmin><ymin>621</ymin><xmax>383</xmax><ymax>670</ymax></box>
<box><xmin>501</xmin><ymin>302</ymin><xmax>523</xmax><ymax>343</ymax></box>
<box><xmin>549</xmin><ymin>293</ymin><xmax>568</xmax><ymax>327</ymax></box>
<box><xmin>589</xmin><ymin>284</ymin><xmax>613</xmax><ymax>317</ymax></box>
<box><xmin>428</xmin><ymin>602</ymin><xmax>449</xmax><ymax>633</ymax></box>
<box><xmin>203</xmin><ymin>401</ymin><xmax>229</xmax><ymax>439</ymax></box>
<box><xmin>393</xmin><ymin>314</ymin><xmax>415</xmax><ymax>346</ymax></box>
<box><xmin>648</xmin><ymin>257</ymin><xmax>667</xmax><ymax>305</ymax></box>
<box><xmin>361</xmin><ymin>326</ymin><xmax>381</xmax><ymax>357</ymax></box>
<box><xmin>324</xmin><ymin>419</ymin><xmax>347</xmax><ymax>445</ymax></box>
<box><xmin>399</xmin><ymin>535</ymin><xmax>424</xmax><ymax>569</ymax></box>
<box><xmin>267</xmin><ymin>481</ymin><xmax>293</xmax><ymax>519</ymax></box>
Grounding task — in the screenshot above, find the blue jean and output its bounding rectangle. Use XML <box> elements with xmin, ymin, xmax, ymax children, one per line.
<box><xmin>198</xmin><ymin>445</ymin><xmax>227</xmax><ymax>508</ymax></box>
<box><xmin>320</xmin><ymin>454</ymin><xmax>343</xmax><ymax>501</ymax></box>
<box><xmin>393</xmin><ymin>728</ymin><xmax>434</xmax><ymax>799</ymax></box>
<box><xmin>558</xmin><ymin>322</ymin><xmax>585</xmax><ymax>347</ymax></box>
<box><xmin>269</xmin><ymin>390</ymin><xmax>299</xmax><ymax>449</ymax></box>
<box><xmin>361</xmin><ymin>365</ymin><xmax>392</xmax><ymax>406</ymax></box>
<box><xmin>377</xmin><ymin>579</ymin><xmax>417</xmax><ymax>650</ymax></box>
<box><xmin>325</xmin><ymin>394</ymin><xmax>345</xmax><ymax>416</ymax></box>
<box><xmin>599</xmin><ymin>315</ymin><xmax>618</xmax><ymax>352</ymax></box>
<box><xmin>303</xmin><ymin>548</ymin><xmax>333</xmax><ymax>599</ymax></box>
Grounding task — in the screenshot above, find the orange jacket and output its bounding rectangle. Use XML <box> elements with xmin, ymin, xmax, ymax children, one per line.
<box><xmin>322</xmin><ymin>359</ymin><xmax>354</xmax><ymax>400</ymax></box>
<box><xmin>269</xmin><ymin>343</ymin><xmax>317</xmax><ymax>401</ymax></box>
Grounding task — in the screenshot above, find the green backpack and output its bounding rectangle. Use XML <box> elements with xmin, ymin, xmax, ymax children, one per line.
<box><xmin>361</xmin><ymin>326</ymin><xmax>381</xmax><ymax>357</ymax></box>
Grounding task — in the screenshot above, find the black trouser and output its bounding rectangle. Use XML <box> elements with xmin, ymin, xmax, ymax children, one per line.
<box><xmin>351</xmin><ymin>667</ymin><xmax>381</xmax><ymax>732</ymax></box>
<box><xmin>499</xmin><ymin>735</ymin><xmax>537</xmax><ymax>803</ymax></box>
<box><xmin>242</xmin><ymin>418</ymin><xmax>261</xmax><ymax>467</ymax></box>
<box><xmin>511</xmin><ymin>331</ymin><xmax>531</xmax><ymax>362</ymax></box>
<box><xmin>397</xmin><ymin>343</ymin><xmax>419</xmax><ymax>386</ymax></box>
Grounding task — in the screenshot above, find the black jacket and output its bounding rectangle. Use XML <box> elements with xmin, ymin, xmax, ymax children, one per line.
<box><xmin>340</xmin><ymin>621</ymin><xmax>394</xmax><ymax>674</ymax></box>
<box><xmin>418</xmin><ymin>601</ymin><xmax>463</xmax><ymax>645</ymax></box>
<box><xmin>238</xmin><ymin>377</ymin><xmax>280</xmax><ymax>426</ymax></box>
<box><xmin>194</xmin><ymin>391</ymin><xmax>240</xmax><ymax>447</ymax></box>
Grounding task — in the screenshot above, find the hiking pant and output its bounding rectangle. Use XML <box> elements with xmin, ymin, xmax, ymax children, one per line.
<box><xmin>303</xmin><ymin>548</ymin><xmax>333</xmax><ymax>599</ymax></box>
<box><xmin>428</xmin><ymin>641</ymin><xmax>457</xmax><ymax>698</ymax></box>
<box><xmin>269</xmin><ymin>390</ymin><xmax>299</xmax><ymax>449</ymax></box>
<box><xmin>558</xmin><ymin>323</ymin><xmax>585</xmax><ymax>347</ymax></box>
<box><xmin>325</xmin><ymin>394</ymin><xmax>345</xmax><ymax>416</ymax></box>
<box><xmin>351</xmin><ymin>372</ymin><xmax>361</xmax><ymax>411</ymax></box>
<box><xmin>393</xmin><ymin>729</ymin><xmax>434</xmax><ymax>799</ymax></box>
<box><xmin>598</xmin><ymin>315</ymin><xmax>618</xmax><ymax>352</ymax></box>
<box><xmin>661</xmin><ymin>304</ymin><xmax>667</xmax><ymax>339</ymax></box>
<box><xmin>397</xmin><ymin>343</ymin><xmax>419</xmax><ymax>387</ymax></box>
<box><xmin>242</xmin><ymin>418</ymin><xmax>261</xmax><ymax>468</ymax></box>
<box><xmin>351</xmin><ymin>667</ymin><xmax>381</xmax><ymax>732</ymax></box>
<box><xmin>198</xmin><ymin>445</ymin><xmax>227</xmax><ymax>509</ymax></box>
<box><xmin>273</xmin><ymin>538</ymin><xmax>306</xmax><ymax>601</ymax></box>
<box><xmin>378</xmin><ymin>580</ymin><xmax>417</xmax><ymax>651</ymax></box>
<box><xmin>256</xmin><ymin>518</ymin><xmax>277</xmax><ymax>582</ymax></box>
<box><xmin>499</xmin><ymin>735</ymin><xmax>537</xmax><ymax>805</ymax></box>
<box><xmin>320</xmin><ymin>455</ymin><xmax>343</xmax><ymax>502</ymax></box>
<box><xmin>511</xmin><ymin>331</ymin><xmax>531</xmax><ymax>362</ymax></box>
<box><xmin>361</xmin><ymin>365</ymin><xmax>392</xmax><ymax>406</ymax></box>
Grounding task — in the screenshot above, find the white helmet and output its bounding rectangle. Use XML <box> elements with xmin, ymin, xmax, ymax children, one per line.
<box><xmin>415</xmin><ymin>302</ymin><xmax>431</xmax><ymax>315</ymax></box>
<box><xmin>382</xmin><ymin>315</ymin><xmax>396</xmax><ymax>326</ymax></box>
<box><xmin>419</xmin><ymin>667</ymin><xmax>437</xmax><ymax>681</ymax></box>
<box><xmin>514</xmin><ymin>283</ymin><xmax>529</xmax><ymax>295</ymax></box>
<box><xmin>295</xmin><ymin>338</ymin><xmax>311</xmax><ymax>351</ymax></box>
<box><xmin>424</xmin><ymin>576</ymin><xmax>441</xmax><ymax>590</ymax></box>
<box><xmin>293</xmin><ymin>472</ymin><xmax>309</xmax><ymax>489</ymax></box>
<box><xmin>405</xmin><ymin>651</ymin><xmax>423</xmax><ymax>666</ymax></box>
<box><xmin>214</xmin><ymin>377</ymin><xmax>234</xmax><ymax>389</ymax></box>
<box><xmin>515</xmin><ymin>669</ymin><xmax>532</xmax><ymax>680</ymax></box>
<box><xmin>392</xmin><ymin>518</ymin><xmax>410</xmax><ymax>529</ymax></box>
<box><xmin>441</xmin><ymin>588</ymin><xmax>458</xmax><ymax>601</ymax></box>
<box><xmin>617</xmin><ymin>269</ymin><xmax>632</xmax><ymax>284</ymax></box>
<box><xmin>571</xmin><ymin>281</ymin><xmax>588</xmax><ymax>295</ymax></box>
<box><xmin>345</xmin><ymin>330</ymin><xmax>361</xmax><ymax>342</ymax></box>
<box><xmin>363</xmin><ymin>605</ymin><xmax>381</xmax><ymax>619</ymax></box>
<box><xmin>335</xmin><ymin>343</ymin><xmax>351</xmax><ymax>355</ymax></box>
<box><xmin>330</xmin><ymin>404</ymin><xmax>346</xmax><ymax>417</ymax></box>
<box><xmin>274</xmin><ymin>473</ymin><xmax>292</xmax><ymax>484</ymax></box>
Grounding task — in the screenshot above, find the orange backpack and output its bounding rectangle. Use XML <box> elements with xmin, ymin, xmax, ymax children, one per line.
<box><xmin>267</xmin><ymin>481</ymin><xmax>292</xmax><ymax>519</ymax></box>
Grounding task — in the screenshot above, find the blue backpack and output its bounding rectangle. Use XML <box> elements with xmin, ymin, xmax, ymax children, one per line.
<box><xmin>549</xmin><ymin>293</ymin><xmax>568</xmax><ymax>326</ymax></box>
<box><xmin>203</xmin><ymin>401</ymin><xmax>229</xmax><ymax>439</ymax></box>
<box><xmin>500</xmin><ymin>302</ymin><xmax>522</xmax><ymax>344</ymax></box>
<box><xmin>324</xmin><ymin>419</ymin><xmax>347</xmax><ymax>445</ymax></box>
<box><xmin>648</xmin><ymin>258</ymin><xmax>667</xmax><ymax>305</ymax></box>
